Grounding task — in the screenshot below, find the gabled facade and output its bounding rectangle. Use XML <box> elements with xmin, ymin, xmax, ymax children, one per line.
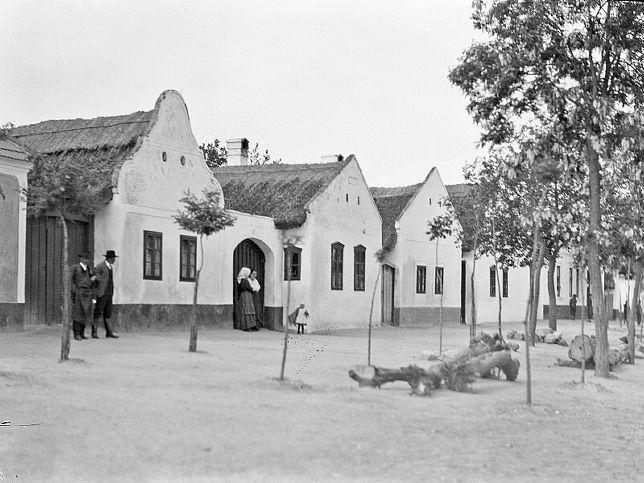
<box><xmin>0</xmin><ymin>136</ymin><xmax>32</xmax><ymax>330</ymax></box>
<box><xmin>215</xmin><ymin>154</ymin><xmax>383</xmax><ymax>330</ymax></box>
<box><xmin>371</xmin><ymin>168</ymin><xmax>462</xmax><ymax>326</ymax></box>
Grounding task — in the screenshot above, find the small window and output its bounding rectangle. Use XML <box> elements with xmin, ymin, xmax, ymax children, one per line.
<box><xmin>434</xmin><ymin>267</ymin><xmax>444</xmax><ymax>295</ymax></box>
<box><xmin>180</xmin><ymin>155</ymin><xmax>186</xmax><ymax>166</ymax></box>
<box><xmin>144</xmin><ymin>231</ymin><xmax>163</xmax><ymax>280</ymax></box>
<box><xmin>556</xmin><ymin>265</ymin><xmax>561</xmax><ymax>297</ymax></box>
<box><xmin>502</xmin><ymin>268</ymin><xmax>508</xmax><ymax>298</ymax></box>
<box><xmin>331</xmin><ymin>242</ymin><xmax>344</xmax><ymax>290</ymax></box>
<box><xmin>569</xmin><ymin>267</ymin><xmax>574</xmax><ymax>298</ymax></box>
<box><xmin>429</xmin><ymin>198</ymin><xmax>432</xmax><ymax>205</ymax></box>
<box><xmin>179</xmin><ymin>235</ymin><xmax>197</xmax><ymax>281</ymax></box>
<box><xmin>416</xmin><ymin>265</ymin><xmax>427</xmax><ymax>294</ymax></box>
<box><xmin>162</xmin><ymin>152</ymin><xmax>167</xmax><ymax>162</ymax></box>
<box><xmin>354</xmin><ymin>245</ymin><xmax>366</xmax><ymax>291</ymax></box>
<box><xmin>346</xmin><ymin>193</ymin><xmax>349</xmax><ymax>202</ymax></box>
<box><xmin>284</xmin><ymin>246</ymin><xmax>302</xmax><ymax>281</ymax></box>
<box><xmin>357</xmin><ymin>196</ymin><xmax>360</xmax><ymax>205</ymax></box>
<box><xmin>489</xmin><ymin>267</ymin><xmax>496</xmax><ymax>297</ymax></box>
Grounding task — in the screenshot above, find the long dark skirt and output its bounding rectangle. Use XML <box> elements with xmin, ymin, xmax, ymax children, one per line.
<box><xmin>252</xmin><ymin>292</ymin><xmax>263</xmax><ymax>328</ymax></box>
<box><xmin>236</xmin><ymin>291</ymin><xmax>257</xmax><ymax>331</ymax></box>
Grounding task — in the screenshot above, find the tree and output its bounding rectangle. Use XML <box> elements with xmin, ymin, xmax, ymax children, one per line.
<box><xmin>23</xmin><ymin>151</ymin><xmax>114</xmax><ymax>361</ymax></box>
<box><xmin>200</xmin><ymin>139</ymin><xmax>282</xmax><ymax>169</ymax></box>
<box><xmin>427</xmin><ymin>207</ymin><xmax>457</xmax><ymax>354</ymax></box>
<box><xmin>367</xmin><ymin>248</ymin><xmax>389</xmax><ymax>365</ymax></box>
<box><xmin>173</xmin><ymin>188</ymin><xmax>236</xmax><ymax>352</ymax></box>
<box><xmin>450</xmin><ymin>0</ymin><xmax>644</xmax><ymax>377</ymax></box>
<box><xmin>280</xmin><ymin>235</ymin><xmax>302</xmax><ymax>380</ymax></box>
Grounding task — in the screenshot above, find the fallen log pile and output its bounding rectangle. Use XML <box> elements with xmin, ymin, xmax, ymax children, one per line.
<box><xmin>506</xmin><ymin>328</ymin><xmax>568</xmax><ymax>346</ymax></box>
<box><xmin>348</xmin><ymin>333</ymin><xmax>520</xmax><ymax>396</ymax></box>
<box><xmin>555</xmin><ymin>334</ymin><xmax>627</xmax><ymax>371</ymax></box>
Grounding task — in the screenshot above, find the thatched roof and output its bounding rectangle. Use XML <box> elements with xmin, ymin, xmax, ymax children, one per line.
<box><xmin>213</xmin><ymin>158</ymin><xmax>352</xmax><ymax>229</ymax></box>
<box><xmin>446</xmin><ymin>183</ymin><xmax>477</xmax><ymax>252</ymax></box>
<box><xmin>10</xmin><ymin>111</ymin><xmax>153</xmax><ymax>154</ymax></box>
<box><xmin>369</xmin><ymin>183</ymin><xmax>422</xmax><ymax>249</ymax></box>
<box><xmin>0</xmin><ymin>134</ymin><xmax>30</xmax><ymax>162</ymax></box>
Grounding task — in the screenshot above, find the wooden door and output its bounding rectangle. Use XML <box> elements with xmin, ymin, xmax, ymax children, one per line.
<box><xmin>25</xmin><ymin>216</ymin><xmax>92</xmax><ymax>325</ymax></box>
<box><xmin>233</xmin><ymin>239</ymin><xmax>266</xmax><ymax>322</ymax></box>
<box><xmin>381</xmin><ymin>264</ymin><xmax>395</xmax><ymax>325</ymax></box>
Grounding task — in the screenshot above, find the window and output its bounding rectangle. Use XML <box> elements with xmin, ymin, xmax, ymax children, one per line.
<box><xmin>144</xmin><ymin>231</ymin><xmax>162</xmax><ymax>280</ymax></box>
<box><xmin>556</xmin><ymin>265</ymin><xmax>561</xmax><ymax>297</ymax></box>
<box><xmin>284</xmin><ymin>246</ymin><xmax>302</xmax><ymax>281</ymax></box>
<box><xmin>357</xmin><ymin>196</ymin><xmax>360</xmax><ymax>205</ymax></box>
<box><xmin>502</xmin><ymin>268</ymin><xmax>509</xmax><ymax>298</ymax></box>
<box><xmin>489</xmin><ymin>266</ymin><xmax>496</xmax><ymax>297</ymax></box>
<box><xmin>179</xmin><ymin>235</ymin><xmax>197</xmax><ymax>281</ymax></box>
<box><xmin>576</xmin><ymin>268</ymin><xmax>580</xmax><ymax>295</ymax></box>
<box><xmin>416</xmin><ymin>265</ymin><xmax>426</xmax><ymax>294</ymax></box>
<box><xmin>434</xmin><ymin>267</ymin><xmax>444</xmax><ymax>295</ymax></box>
<box><xmin>569</xmin><ymin>267</ymin><xmax>574</xmax><ymax>297</ymax></box>
<box><xmin>331</xmin><ymin>242</ymin><xmax>344</xmax><ymax>290</ymax></box>
<box><xmin>345</xmin><ymin>193</ymin><xmax>349</xmax><ymax>202</ymax></box>
<box><xmin>354</xmin><ymin>245</ymin><xmax>366</xmax><ymax>291</ymax></box>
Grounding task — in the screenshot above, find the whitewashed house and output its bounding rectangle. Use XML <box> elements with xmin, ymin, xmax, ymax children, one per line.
<box><xmin>214</xmin><ymin>151</ymin><xmax>383</xmax><ymax>331</ymax></box>
<box><xmin>370</xmin><ymin>168</ymin><xmax>462</xmax><ymax>326</ymax></box>
<box><xmin>0</xmin><ymin>135</ymin><xmax>32</xmax><ymax>330</ymax></box>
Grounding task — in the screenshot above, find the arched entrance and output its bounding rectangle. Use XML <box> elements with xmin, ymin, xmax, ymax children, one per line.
<box><xmin>233</xmin><ymin>239</ymin><xmax>266</xmax><ymax>327</ymax></box>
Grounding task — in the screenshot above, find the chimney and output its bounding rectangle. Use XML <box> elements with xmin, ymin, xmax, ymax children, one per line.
<box><xmin>226</xmin><ymin>138</ymin><xmax>249</xmax><ymax>166</ymax></box>
<box><xmin>321</xmin><ymin>154</ymin><xmax>344</xmax><ymax>163</ymax></box>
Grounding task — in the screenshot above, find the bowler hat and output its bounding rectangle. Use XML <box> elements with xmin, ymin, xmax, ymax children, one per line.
<box><xmin>104</xmin><ymin>250</ymin><xmax>118</xmax><ymax>258</ymax></box>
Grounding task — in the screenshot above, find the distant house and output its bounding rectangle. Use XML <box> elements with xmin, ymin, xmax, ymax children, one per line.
<box><xmin>0</xmin><ymin>135</ymin><xmax>32</xmax><ymax>330</ymax></box>
<box><xmin>446</xmin><ymin>183</ymin><xmax>590</xmax><ymax>324</ymax></box>
<box><xmin>370</xmin><ymin>168</ymin><xmax>462</xmax><ymax>326</ymax></box>
<box><xmin>214</xmin><ymin>149</ymin><xmax>383</xmax><ymax>331</ymax></box>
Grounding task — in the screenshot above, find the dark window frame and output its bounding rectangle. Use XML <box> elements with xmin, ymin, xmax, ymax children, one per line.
<box><xmin>489</xmin><ymin>266</ymin><xmax>496</xmax><ymax>298</ymax></box>
<box><xmin>284</xmin><ymin>246</ymin><xmax>302</xmax><ymax>281</ymax></box>
<box><xmin>502</xmin><ymin>268</ymin><xmax>509</xmax><ymax>298</ymax></box>
<box><xmin>179</xmin><ymin>235</ymin><xmax>197</xmax><ymax>282</ymax></box>
<box><xmin>434</xmin><ymin>266</ymin><xmax>444</xmax><ymax>295</ymax></box>
<box><xmin>569</xmin><ymin>267</ymin><xmax>574</xmax><ymax>298</ymax></box>
<box><xmin>416</xmin><ymin>265</ymin><xmax>427</xmax><ymax>294</ymax></box>
<box><xmin>143</xmin><ymin>230</ymin><xmax>163</xmax><ymax>280</ymax></box>
<box><xmin>556</xmin><ymin>265</ymin><xmax>561</xmax><ymax>297</ymax></box>
<box><xmin>331</xmin><ymin>242</ymin><xmax>344</xmax><ymax>290</ymax></box>
<box><xmin>354</xmin><ymin>245</ymin><xmax>366</xmax><ymax>291</ymax></box>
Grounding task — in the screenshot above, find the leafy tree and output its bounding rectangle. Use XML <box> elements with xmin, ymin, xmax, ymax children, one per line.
<box><xmin>23</xmin><ymin>152</ymin><xmax>113</xmax><ymax>361</ymax></box>
<box><xmin>173</xmin><ymin>188</ymin><xmax>236</xmax><ymax>353</ymax></box>
<box><xmin>200</xmin><ymin>139</ymin><xmax>282</xmax><ymax>169</ymax></box>
<box><xmin>450</xmin><ymin>0</ymin><xmax>644</xmax><ymax>377</ymax></box>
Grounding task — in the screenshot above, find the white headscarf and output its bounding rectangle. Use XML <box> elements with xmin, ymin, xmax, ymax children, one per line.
<box><xmin>249</xmin><ymin>277</ymin><xmax>261</xmax><ymax>292</ymax></box>
<box><xmin>237</xmin><ymin>267</ymin><xmax>251</xmax><ymax>284</ymax></box>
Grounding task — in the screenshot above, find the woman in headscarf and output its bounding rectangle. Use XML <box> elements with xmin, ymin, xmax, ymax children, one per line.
<box><xmin>235</xmin><ymin>267</ymin><xmax>258</xmax><ymax>331</ymax></box>
<box><xmin>249</xmin><ymin>269</ymin><xmax>263</xmax><ymax>328</ymax></box>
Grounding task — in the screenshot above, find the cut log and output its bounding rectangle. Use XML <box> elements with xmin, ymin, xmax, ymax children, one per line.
<box><xmin>349</xmin><ymin>334</ymin><xmax>520</xmax><ymax>396</ymax></box>
<box><xmin>567</xmin><ymin>335</ymin><xmax>595</xmax><ymax>363</ymax></box>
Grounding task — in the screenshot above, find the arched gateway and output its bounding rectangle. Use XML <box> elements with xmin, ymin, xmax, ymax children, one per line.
<box><xmin>233</xmin><ymin>239</ymin><xmax>266</xmax><ymax>327</ymax></box>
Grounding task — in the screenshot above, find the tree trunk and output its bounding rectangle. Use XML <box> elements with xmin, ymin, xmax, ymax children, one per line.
<box><xmin>586</xmin><ymin>140</ymin><xmax>609</xmax><ymax>377</ymax></box>
<box><xmin>349</xmin><ymin>334</ymin><xmax>520</xmax><ymax>395</ymax></box>
<box><xmin>59</xmin><ymin>213</ymin><xmax>71</xmax><ymax>361</ymax></box>
<box><xmin>529</xmin><ymin>239</ymin><xmax>546</xmax><ymax>346</ymax></box>
<box><xmin>546</xmin><ymin>248</ymin><xmax>557</xmax><ymax>331</ymax></box>
<box><xmin>367</xmin><ymin>266</ymin><xmax>382</xmax><ymax>366</ymax></box>
<box><xmin>627</xmin><ymin>261</ymin><xmax>642</xmax><ymax>364</ymax></box>
<box><xmin>436</xmin><ymin>239</ymin><xmax>443</xmax><ymax>355</ymax></box>
<box><xmin>470</xmin><ymin>226</ymin><xmax>479</xmax><ymax>339</ymax></box>
<box><xmin>188</xmin><ymin>234</ymin><xmax>204</xmax><ymax>353</ymax></box>
<box><xmin>280</xmin><ymin>246</ymin><xmax>292</xmax><ymax>380</ymax></box>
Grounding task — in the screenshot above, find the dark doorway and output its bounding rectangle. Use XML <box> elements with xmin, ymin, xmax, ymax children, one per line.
<box><xmin>461</xmin><ymin>260</ymin><xmax>466</xmax><ymax>324</ymax></box>
<box><xmin>382</xmin><ymin>264</ymin><xmax>395</xmax><ymax>325</ymax></box>
<box><xmin>25</xmin><ymin>215</ymin><xmax>93</xmax><ymax>325</ymax></box>
<box><xmin>232</xmin><ymin>239</ymin><xmax>266</xmax><ymax>325</ymax></box>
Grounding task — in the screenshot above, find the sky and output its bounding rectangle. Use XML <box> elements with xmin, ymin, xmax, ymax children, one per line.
<box><xmin>0</xmin><ymin>0</ymin><xmax>482</xmax><ymax>188</ymax></box>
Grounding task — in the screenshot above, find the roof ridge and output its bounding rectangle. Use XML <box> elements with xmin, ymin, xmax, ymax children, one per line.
<box><xmin>13</xmin><ymin>119</ymin><xmax>151</xmax><ymax>138</ymax></box>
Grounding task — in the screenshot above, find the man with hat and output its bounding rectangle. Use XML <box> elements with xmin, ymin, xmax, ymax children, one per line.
<box><xmin>92</xmin><ymin>250</ymin><xmax>119</xmax><ymax>338</ymax></box>
<box><xmin>71</xmin><ymin>251</ymin><xmax>96</xmax><ymax>341</ymax></box>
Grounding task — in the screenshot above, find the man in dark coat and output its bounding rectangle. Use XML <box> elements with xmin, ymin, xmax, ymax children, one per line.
<box><xmin>71</xmin><ymin>252</ymin><xmax>96</xmax><ymax>341</ymax></box>
<box><xmin>93</xmin><ymin>250</ymin><xmax>119</xmax><ymax>338</ymax></box>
